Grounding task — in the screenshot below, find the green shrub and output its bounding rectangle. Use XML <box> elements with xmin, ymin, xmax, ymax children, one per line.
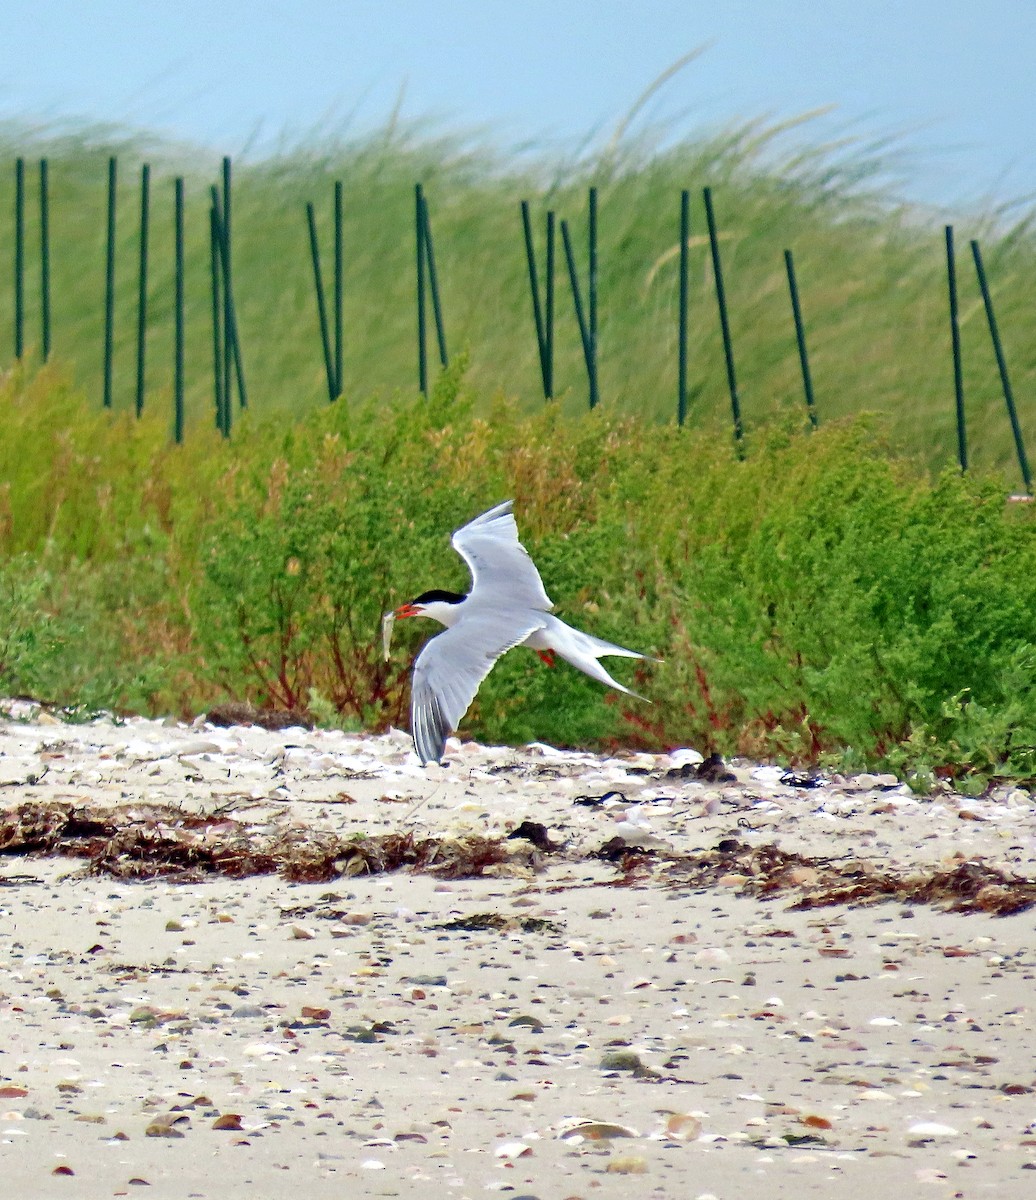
<box><xmin>657</xmin><ymin>446</ymin><xmax>1036</xmax><ymax>784</ymax></box>
<box><xmin>2</xmin><ymin>361</ymin><xmax>1036</xmax><ymax>787</ymax></box>
<box><xmin>0</xmin><ymin>555</ymin><xmax>157</xmax><ymax>713</ymax></box>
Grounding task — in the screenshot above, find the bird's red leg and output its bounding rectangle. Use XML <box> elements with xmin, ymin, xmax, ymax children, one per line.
<box><xmin>536</xmin><ymin>649</ymin><xmax>556</xmax><ymax>668</ymax></box>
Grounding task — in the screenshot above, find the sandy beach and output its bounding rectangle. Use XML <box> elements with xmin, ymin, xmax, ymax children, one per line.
<box><xmin>0</xmin><ymin>710</ymin><xmax>1034</xmax><ymax>1199</ymax></box>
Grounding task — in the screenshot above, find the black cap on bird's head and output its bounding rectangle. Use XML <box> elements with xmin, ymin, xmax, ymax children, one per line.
<box><xmin>394</xmin><ymin>589</ymin><xmax>466</xmax><ymax>619</ymax></box>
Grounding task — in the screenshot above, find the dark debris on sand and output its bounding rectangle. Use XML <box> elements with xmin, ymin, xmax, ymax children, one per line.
<box><xmin>1</xmin><ymin>800</ymin><xmax>1034</xmax><ymax>914</ymax></box>
<box><xmin>658</xmin><ymin>837</ymin><xmax>1036</xmax><ymax>916</ymax></box>
<box><xmin>0</xmin><ymin>800</ymin><xmax>513</xmax><ymax>883</ymax></box>
<box><xmin>205</xmin><ymin>702</ymin><xmax>314</xmax><ymax>731</ymax></box>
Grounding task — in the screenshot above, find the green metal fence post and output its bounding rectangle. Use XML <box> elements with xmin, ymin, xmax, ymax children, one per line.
<box><xmin>334</xmin><ymin>179</ymin><xmax>343</xmax><ymax>398</ymax></box>
<box><xmin>421</xmin><ymin>190</ymin><xmax>448</xmax><ymax>368</ymax></box>
<box><xmin>135</xmin><ymin>163</ymin><xmax>150</xmax><ymax>418</ymax></box>
<box><xmin>971</xmin><ymin>239</ymin><xmax>1031</xmax><ymax>493</ymax></box>
<box><xmin>945</xmin><ymin>226</ymin><xmax>966</xmax><ymax>472</ymax></box>
<box><xmin>306</xmin><ymin>200</ymin><xmax>336</xmax><ymax>402</ymax></box>
<box><xmin>14</xmin><ymin>157</ymin><xmax>24</xmax><ymax>359</ymax></box>
<box><xmin>415</xmin><ymin>183</ymin><xmax>427</xmax><ymax>394</ymax></box>
<box><xmin>677</xmin><ymin>189</ymin><xmax>689</xmax><ymax>426</ymax></box>
<box><xmin>520</xmin><ymin>199</ymin><xmax>550</xmax><ymax>400</ymax></box>
<box><xmin>587</xmin><ymin>185</ymin><xmax>598</xmax><ymax>409</ymax></box>
<box><xmin>703</xmin><ymin>187</ymin><xmax>743</xmax><ymax>453</ymax></box>
<box><xmin>103</xmin><ymin>156</ymin><xmax>117</xmax><ymax>408</ymax></box>
<box><xmin>784</xmin><ymin>248</ymin><xmax>818</xmax><ymax>428</ymax></box>
<box><xmin>222</xmin><ymin>157</ymin><xmax>234</xmax><ymax>410</ymax></box>
<box><xmin>209</xmin><ymin>201</ymin><xmax>226</xmax><ymax>435</ymax></box>
<box><xmin>174</xmin><ymin>177</ymin><xmax>185</xmax><ymax>444</ymax></box>
<box><xmin>545</xmin><ymin>210</ymin><xmax>555</xmax><ymax>399</ymax></box>
<box><xmin>210</xmin><ymin>185</ymin><xmax>246</xmax><ymax>421</ymax></box>
<box><xmin>561</xmin><ymin>218</ymin><xmax>596</xmax><ymax>409</ymax></box>
<box><xmin>40</xmin><ymin>158</ymin><xmax>51</xmax><ymax>361</ymax></box>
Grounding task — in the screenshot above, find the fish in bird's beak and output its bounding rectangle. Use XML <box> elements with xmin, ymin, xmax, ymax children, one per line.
<box><xmin>383</xmin><ymin>601</ymin><xmax>425</xmax><ymax>661</ymax></box>
<box><xmin>381</xmin><ymin>610</ymin><xmax>396</xmax><ymax>662</ymax></box>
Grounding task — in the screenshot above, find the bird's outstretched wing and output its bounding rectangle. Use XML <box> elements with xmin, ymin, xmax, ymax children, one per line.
<box><xmin>411</xmin><ymin>611</ymin><xmax>545</xmax><ymax>764</ymax></box>
<box><xmin>451</xmin><ymin>500</ymin><xmax>553</xmax><ymax>613</ymax></box>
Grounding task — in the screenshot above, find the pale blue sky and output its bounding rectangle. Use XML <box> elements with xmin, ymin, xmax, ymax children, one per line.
<box><xmin>1</xmin><ymin>1</ymin><xmax>1033</xmax><ymax>210</ymax></box>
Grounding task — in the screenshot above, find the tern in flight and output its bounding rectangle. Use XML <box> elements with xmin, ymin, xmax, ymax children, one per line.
<box><xmin>387</xmin><ymin>500</ymin><xmax>656</xmax><ymax>765</ymax></box>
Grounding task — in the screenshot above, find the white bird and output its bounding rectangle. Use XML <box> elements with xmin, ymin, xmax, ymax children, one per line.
<box><xmin>391</xmin><ymin>500</ymin><xmax>656</xmax><ymax>765</ymax></box>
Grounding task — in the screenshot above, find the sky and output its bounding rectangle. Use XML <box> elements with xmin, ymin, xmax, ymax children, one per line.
<box><xmin>1</xmin><ymin>1</ymin><xmax>1033</xmax><ymax>211</ymax></box>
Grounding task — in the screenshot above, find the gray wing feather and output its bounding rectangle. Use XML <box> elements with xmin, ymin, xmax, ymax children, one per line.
<box><xmin>451</xmin><ymin>500</ymin><xmax>553</xmax><ymax>612</ymax></box>
<box><xmin>411</xmin><ymin>612</ymin><xmax>545</xmax><ymax>764</ymax></box>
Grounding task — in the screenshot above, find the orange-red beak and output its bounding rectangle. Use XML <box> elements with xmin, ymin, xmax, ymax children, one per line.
<box><xmin>394</xmin><ymin>602</ymin><xmax>420</xmax><ymax>619</ymax></box>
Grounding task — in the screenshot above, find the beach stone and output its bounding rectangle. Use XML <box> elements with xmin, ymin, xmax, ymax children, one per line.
<box><xmin>606</xmin><ymin>1155</ymin><xmax>648</xmax><ymax>1174</ymax></box>
<box><xmin>599</xmin><ymin>1049</ymin><xmax>642</xmax><ymax>1072</ymax></box>
<box><xmin>508</xmin><ymin>1014</ymin><xmax>545</xmax><ymax>1031</ymax></box>
<box><xmin>907</xmin><ymin>1121</ymin><xmax>959</xmax><ymax>1138</ymax></box>
<box><xmin>145</xmin><ymin>1115</ymin><xmax>188</xmax><ymax>1138</ymax></box>
<box><xmin>176</xmin><ymin>738</ymin><xmax>223</xmax><ymax>757</ymax></box>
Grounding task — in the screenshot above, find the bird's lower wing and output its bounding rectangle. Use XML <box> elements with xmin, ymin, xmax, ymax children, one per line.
<box><xmin>411</xmin><ymin>613</ymin><xmax>545</xmax><ymax>765</ymax></box>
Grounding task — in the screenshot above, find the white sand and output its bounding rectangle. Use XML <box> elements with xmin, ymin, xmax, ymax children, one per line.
<box><xmin>0</xmin><ymin>712</ymin><xmax>1034</xmax><ymax>1198</ymax></box>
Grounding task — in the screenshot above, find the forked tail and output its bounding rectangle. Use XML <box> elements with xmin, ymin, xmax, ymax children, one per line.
<box><xmin>545</xmin><ymin>616</ymin><xmax>658</xmax><ymax>701</ymax></box>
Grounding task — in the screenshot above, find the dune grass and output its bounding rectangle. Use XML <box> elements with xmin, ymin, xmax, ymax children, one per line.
<box><xmin>0</xmin><ymin>111</ymin><xmax>1033</xmax><ymax>483</ymax></box>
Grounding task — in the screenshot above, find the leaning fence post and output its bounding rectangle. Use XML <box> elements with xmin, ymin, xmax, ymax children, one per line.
<box><xmin>945</xmin><ymin>226</ymin><xmax>966</xmax><ymax>472</ymax></box>
<box><xmin>210</xmin><ymin>185</ymin><xmax>246</xmax><ymax>419</ymax></box>
<box><xmin>305</xmin><ymin>201</ymin><xmax>336</xmax><ymax>402</ymax></box>
<box><xmin>561</xmin><ymin>218</ymin><xmax>597</xmax><ymax>409</ymax></box>
<box><xmin>703</xmin><ymin>186</ymin><xmax>743</xmax><ymax>454</ymax></box>
<box><xmin>971</xmin><ymin>239</ymin><xmax>1032</xmax><ymax>493</ymax></box>
<box><xmin>521</xmin><ymin>199</ymin><xmax>553</xmax><ymax>400</ymax></box>
<box><xmin>421</xmin><ymin>189</ymin><xmax>448</xmax><ymax>369</ymax></box>
<box><xmin>784</xmin><ymin>249</ymin><xmax>818</xmax><ymax>428</ymax></box>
